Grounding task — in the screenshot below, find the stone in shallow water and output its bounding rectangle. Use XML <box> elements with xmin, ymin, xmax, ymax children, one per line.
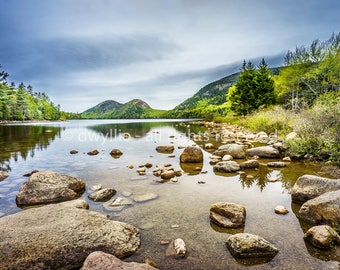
<box><xmin>81</xmin><ymin>251</ymin><xmax>157</xmax><ymax>270</ymax></box>
<box><xmin>0</xmin><ymin>171</ymin><xmax>9</xmax><ymax>181</ymax></box>
<box><xmin>226</xmin><ymin>233</ymin><xmax>278</xmax><ymax>258</ymax></box>
<box><xmin>103</xmin><ymin>197</ymin><xmax>133</xmax><ymax>212</ymax></box>
<box><xmin>304</xmin><ymin>225</ymin><xmax>340</xmax><ymax>249</ymax></box>
<box><xmin>210</xmin><ymin>202</ymin><xmax>246</xmax><ymax>228</ymax></box>
<box><xmin>16</xmin><ymin>171</ymin><xmax>86</xmax><ymax>206</ymax></box>
<box><xmin>88</xmin><ymin>188</ymin><xmax>116</xmax><ymax>202</ymax></box>
<box><xmin>133</xmin><ymin>193</ymin><xmax>158</xmax><ymax>203</ymax></box>
<box><xmin>274</xmin><ymin>205</ymin><xmax>289</xmax><ymax>215</ymax></box>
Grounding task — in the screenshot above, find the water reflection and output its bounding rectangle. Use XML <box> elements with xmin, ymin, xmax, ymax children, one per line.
<box><xmin>0</xmin><ymin>125</ymin><xmax>61</xmax><ymax>171</ymax></box>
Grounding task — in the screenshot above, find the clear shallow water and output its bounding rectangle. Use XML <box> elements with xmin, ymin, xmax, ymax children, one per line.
<box><xmin>0</xmin><ymin>119</ymin><xmax>339</xmax><ymax>269</ymax></box>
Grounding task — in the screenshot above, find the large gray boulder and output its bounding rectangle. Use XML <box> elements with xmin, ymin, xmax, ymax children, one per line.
<box><xmin>291</xmin><ymin>175</ymin><xmax>340</xmax><ymax>204</ymax></box>
<box><xmin>304</xmin><ymin>225</ymin><xmax>340</xmax><ymax>249</ymax></box>
<box><xmin>213</xmin><ymin>161</ymin><xmax>240</xmax><ymax>173</ymax></box>
<box><xmin>180</xmin><ymin>146</ymin><xmax>203</xmax><ymax>163</ymax></box>
<box><xmin>210</xmin><ymin>202</ymin><xmax>246</xmax><ymax>228</ymax></box>
<box><xmin>246</xmin><ymin>146</ymin><xmax>280</xmax><ymax>158</ymax></box>
<box><xmin>213</xmin><ymin>144</ymin><xmax>246</xmax><ymax>159</ymax></box>
<box><xmin>81</xmin><ymin>251</ymin><xmax>157</xmax><ymax>270</ymax></box>
<box><xmin>239</xmin><ymin>160</ymin><xmax>260</xmax><ymax>170</ymax></box>
<box><xmin>298</xmin><ymin>190</ymin><xmax>340</xmax><ymax>229</ymax></box>
<box><xmin>0</xmin><ymin>200</ymin><xmax>140</xmax><ymax>270</ymax></box>
<box><xmin>16</xmin><ymin>171</ymin><xmax>86</xmax><ymax>206</ymax></box>
<box><xmin>226</xmin><ymin>233</ymin><xmax>278</xmax><ymax>258</ymax></box>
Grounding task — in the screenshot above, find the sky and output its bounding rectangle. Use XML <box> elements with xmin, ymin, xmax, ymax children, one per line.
<box><xmin>0</xmin><ymin>0</ymin><xmax>339</xmax><ymax>113</ymax></box>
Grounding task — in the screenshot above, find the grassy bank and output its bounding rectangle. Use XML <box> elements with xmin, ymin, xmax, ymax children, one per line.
<box><xmin>213</xmin><ymin>92</ymin><xmax>339</xmax><ymax>163</ymax></box>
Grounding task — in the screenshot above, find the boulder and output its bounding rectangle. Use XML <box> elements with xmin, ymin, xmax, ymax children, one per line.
<box><xmin>81</xmin><ymin>251</ymin><xmax>157</xmax><ymax>270</ymax></box>
<box><xmin>213</xmin><ymin>144</ymin><xmax>245</xmax><ymax>159</ymax></box>
<box><xmin>239</xmin><ymin>160</ymin><xmax>260</xmax><ymax>170</ymax></box>
<box><xmin>226</xmin><ymin>233</ymin><xmax>278</xmax><ymax>258</ymax></box>
<box><xmin>298</xmin><ymin>190</ymin><xmax>340</xmax><ymax>228</ymax></box>
<box><xmin>180</xmin><ymin>146</ymin><xmax>203</xmax><ymax>163</ymax></box>
<box><xmin>222</xmin><ymin>154</ymin><xmax>233</xmax><ymax>161</ymax></box>
<box><xmin>156</xmin><ymin>145</ymin><xmax>174</xmax><ymax>153</ymax></box>
<box><xmin>291</xmin><ymin>175</ymin><xmax>340</xmax><ymax>204</ymax></box>
<box><xmin>0</xmin><ymin>200</ymin><xmax>140</xmax><ymax>270</ymax></box>
<box><xmin>87</xmin><ymin>150</ymin><xmax>99</xmax><ymax>155</ymax></box>
<box><xmin>304</xmin><ymin>225</ymin><xmax>340</xmax><ymax>249</ymax></box>
<box><xmin>70</xmin><ymin>150</ymin><xmax>78</xmax><ymax>154</ymax></box>
<box><xmin>88</xmin><ymin>188</ymin><xmax>116</xmax><ymax>202</ymax></box>
<box><xmin>267</xmin><ymin>162</ymin><xmax>287</xmax><ymax>168</ymax></box>
<box><xmin>246</xmin><ymin>146</ymin><xmax>280</xmax><ymax>158</ymax></box>
<box><xmin>0</xmin><ymin>171</ymin><xmax>9</xmax><ymax>181</ymax></box>
<box><xmin>210</xmin><ymin>202</ymin><xmax>246</xmax><ymax>228</ymax></box>
<box><xmin>213</xmin><ymin>161</ymin><xmax>240</xmax><ymax>173</ymax></box>
<box><xmin>16</xmin><ymin>171</ymin><xmax>86</xmax><ymax>206</ymax></box>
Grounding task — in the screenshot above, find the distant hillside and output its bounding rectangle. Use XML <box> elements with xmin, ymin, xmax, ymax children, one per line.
<box><xmin>81</xmin><ymin>99</ymin><xmax>167</xmax><ymax>119</ymax></box>
<box><xmin>166</xmin><ymin>72</ymin><xmax>240</xmax><ymax>118</ymax></box>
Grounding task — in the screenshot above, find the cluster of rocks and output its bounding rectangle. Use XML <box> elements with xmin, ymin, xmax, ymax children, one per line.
<box><xmin>210</xmin><ymin>201</ymin><xmax>280</xmax><ymax>259</ymax></box>
<box><xmin>70</xmin><ymin>148</ymin><xmax>123</xmax><ymax>158</ymax></box>
<box><xmin>291</xmin><ymin>175</ymin><xmax>340</xmax><ymax>249</ymax></box>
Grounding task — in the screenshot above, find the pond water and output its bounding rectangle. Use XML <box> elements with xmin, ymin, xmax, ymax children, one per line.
<box><xmin>0</xmin><ymin>119</ymin><xmax>339</xmax><ymax>269</ymax></box>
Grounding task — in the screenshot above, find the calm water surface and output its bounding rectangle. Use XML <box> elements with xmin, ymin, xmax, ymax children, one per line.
<box><xmin>0</xmin><ymin>120</ymin><xmax>339</xmax><ymax>269</ymax></box>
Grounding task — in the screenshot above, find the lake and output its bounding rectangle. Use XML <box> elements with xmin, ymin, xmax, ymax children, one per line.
<box><xmin>0</xmin><ymin>119</ymin><xmax>339</xmax><ymax>269</ymax></box>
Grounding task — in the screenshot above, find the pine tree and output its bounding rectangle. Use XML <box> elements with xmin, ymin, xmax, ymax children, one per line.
<box><xmin>255</xmin><ymin>58</ymin><xmax>276</xmax><ymax>108</ymax></box>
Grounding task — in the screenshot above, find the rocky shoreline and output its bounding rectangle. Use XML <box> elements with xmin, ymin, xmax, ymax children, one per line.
<box><xmin>0</xmin><ymin>120</ymin><xmax>339</xmax><ymax>269</ymax></box>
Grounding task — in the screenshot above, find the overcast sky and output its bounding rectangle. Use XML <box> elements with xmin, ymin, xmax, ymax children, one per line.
<box><xmin>0</xmin><ymin>0</ymin><xmax>339</xmax><ymax>112</ymax></box>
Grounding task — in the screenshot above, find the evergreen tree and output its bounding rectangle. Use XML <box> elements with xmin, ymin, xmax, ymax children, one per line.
<box><xmin>256</xmin><ymin>58</ymin><xmax>276</xmax><ymax>108</ymax></box>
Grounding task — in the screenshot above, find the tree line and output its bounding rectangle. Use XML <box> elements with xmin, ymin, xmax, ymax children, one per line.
<box><xmin>0</xmin><ymin>66</ymin><xmax>80</xmax><ymax>121</ymax></box>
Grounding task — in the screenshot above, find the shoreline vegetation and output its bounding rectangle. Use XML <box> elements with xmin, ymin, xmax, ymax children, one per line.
<box><xmin>1</xmin><ymin>33</ymin><xmax>339</xmax><ymax>165</ymax></box>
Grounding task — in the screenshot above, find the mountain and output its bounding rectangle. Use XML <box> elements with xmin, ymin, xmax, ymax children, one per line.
<box><xmin>166</xmin><ymin>72</ymin><xmax>240</xmax><ymax>118</ymax></box>
<box><xmin>81</xmin><ymin>99</ymin><xmax>167</xmax><ymax>119</ymax></box>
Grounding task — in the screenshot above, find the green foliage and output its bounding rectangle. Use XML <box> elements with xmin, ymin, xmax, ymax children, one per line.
<box><xmin>167</xmin><ymin>73</ymin><xmax>239</xmax><ymax>118</ymax></box>
<box><xmin>286</xmin><ymin>91</ymin><xmax>340</xmax><ymax>161</ymax></box>
<box><xmin>0</xmin><ymin>68</ymin><xmax>62</xmax><ymax>121</ymax></box>
<box><xmin>276</xmin><ymin>33</ymin><xmax>340</xmax><ymax>110</ymax></box>
<box><xmin>227</xmin><ymin>59</ymin><xmax>276</xmax><ymax>116</ymax></box>
<box><xmin>238</xmin><ymin>106</ymin><xmax>293</xmax><ymax>135</ymax></box>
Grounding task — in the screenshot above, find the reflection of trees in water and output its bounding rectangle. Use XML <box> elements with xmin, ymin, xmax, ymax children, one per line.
<box><xmin>0</xmin><ymin>125</ymin><xmax>61</xmax><ymax>171</ymax></box>
<box><xmin>88</xmin><ymin>121</ymin><xmax>187</xmax><ymax>139</ymax></box>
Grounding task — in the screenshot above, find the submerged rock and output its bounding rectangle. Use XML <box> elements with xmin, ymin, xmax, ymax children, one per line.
<box><xmin>246</xmin><ymin>146</ymin><xmax>280</xmax><ymax>158</ymax></box>
<box><xmin>180</xmin><ymin>146</ymin><xmax>203</xmax><ymax>163</ymax></box>
<box><xmin>110</xmin><ymin>149</ymin><xmax>123</xmax><ymax>157</ymax></box>
<box><xmin>81</xmin><ymin>251</ymin><xmax>158</xmax><ymax>270</ymax></box>
<box><xmin>291</xmin><ymin>175</ymin><xmax>340</xmax><ymax>204</ymax></box>
<box><xmin>103</xmin><ymin>197</ymin><xmax>133</xmax><ymax>212</ymax></box>
<box><xmin>210</xmin><ymin>202</ymin><xmax>246</xmax><ymax>228</ymax></box>
<box><xmin>70</xmin><ymin>150</ymin><xmax>78</xmax><ymax>154</ymax></box>
<box><xmin>226</xmin><ymin>233</ymin><xmax>278</xmax><ymax>258</ymax></box>
<box><xmin>88</xmin><ymin>188</ymin><xmax>116</xmax><ymax>202</ymax></box>
<box><xmin>304</xmin><ymin>225</ymin><xmax>340</xmax><ymax>249</ymax></box>
<box><xmin>133</xmin><ymin>193</ymin><xmax>158</xmax><ymax>203</ymax></box>
<box><xmin>0</xmin><ymin>200</ymin><xmax>140</xmax><ymax>270</ymax></box>
<box><xmin>213</xmin><ymin>161</ymin><xmax>240</xmax><ymax>173</ymax></box>
<box><xmin>298</xmin><ymin>190</ymin><xmax>340</xmax><ymax>228</ymax></box>
<box><xmin>16</xmin><ymin>171</ymin><xmax>85</xmax><ymax>206</ymax></box>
